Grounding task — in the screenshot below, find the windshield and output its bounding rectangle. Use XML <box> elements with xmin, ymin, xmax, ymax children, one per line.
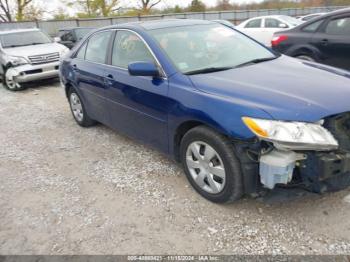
<box><xmin>280</xmin><ymin>15</ymin><xmax>302</xmax><ymax>26</ymax></box>
<box><xmin>0</xmin><ymin>31</ymin><xmax>51</xmax><ymax>48</ymax></box>
<box><xmin>75</xmin><ymin>28</ymin><xmax>93</xmax><ymax>40</ymax></box>
<box><xmin>149</xmin><ymin>24</ymin><xmax>276</xmax><ymax>74</ymax></box>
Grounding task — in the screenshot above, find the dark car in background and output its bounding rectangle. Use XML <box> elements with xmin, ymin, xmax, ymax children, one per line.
<box><xmin>57</xmin><ymin>27</ymin><xmax>94</xmax><ymax>49</ymax></box>
<box><xmin>271</xmin><ymin>8</ymin><xmax>350</xmax><ymax>71</ymax></box>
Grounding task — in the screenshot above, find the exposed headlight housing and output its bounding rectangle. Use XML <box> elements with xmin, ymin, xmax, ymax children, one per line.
<box><xmin>242</xmin><ymin>117</ymin><xmax>338</xmax><ymax>151</ymax></box>
<box><xmin>59</xmin><ymin>46</ymin><xmax>70</xmax><ymax>60</ymax></box>
<box><xmin>4</xmin><ymin>54</ymin><xmax>29</xmax><ymax>67</ymax></box>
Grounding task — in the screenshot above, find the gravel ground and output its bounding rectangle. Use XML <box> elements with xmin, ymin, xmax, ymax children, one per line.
<box><xmin>1</xmin><ymin>81</ymin><xmax>350</xmax><ymax>255</ymax></box>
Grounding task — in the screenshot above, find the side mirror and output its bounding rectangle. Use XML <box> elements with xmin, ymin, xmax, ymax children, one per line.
<box><xmin>53</xmin><ymin>37</ymin><xmax>61</xmax><ymax>42</ymax></box>
<box><xmin>128</xmin><ymin>62</ymin><xmax>160</xmax><ymax>77</ymax></box>
<box><xmin>278</xmin><ymin>23</ymin><xmax>288</xmax><ymax>28</ymax></box>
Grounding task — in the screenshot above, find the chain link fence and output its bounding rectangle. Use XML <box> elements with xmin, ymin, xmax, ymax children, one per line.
<box><xmin>0</xmin><ymin>5</ymin><xmax>348</xmax><ymax>36</ymax></box>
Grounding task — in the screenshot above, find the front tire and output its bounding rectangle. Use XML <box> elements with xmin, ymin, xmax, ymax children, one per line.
<box><xmin>180</xmin><ymin>126</ymin><xmax>243</xmax><ymax>203</ymax></box>
<box><xmin>295</xmin><ymin>54</ymin><xmax>316</xmax><ymax>62</ymax></box>
<box><xmin>68</xmin><ymin>87</ymin><xmax>96</xmax><ymax>127</ymax></box>
<box><xmin>1</xmin><ymin>69</ymin><xmax>24</xmax><ymax>91</ymax></box>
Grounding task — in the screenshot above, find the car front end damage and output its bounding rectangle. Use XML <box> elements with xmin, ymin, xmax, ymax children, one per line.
<box><xmin>236</xmin><ymin>112</ymin><xmax>350</xmax><ymax>195</ymax></box>
<box><xmin>2</xmin><ymin>48</ymin><xmax>69</xmax><ymax>90</ymax></box>
<box><xmin>5</xmin><ymin>61</ymin><xmax>60</xmax><ymax>86</ymax></box>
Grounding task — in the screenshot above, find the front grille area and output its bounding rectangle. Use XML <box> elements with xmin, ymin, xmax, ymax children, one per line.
<box><xmin>28</xmin><ymin>52</ymin><xmax>60</xmax><ymax>65</ymax></box>
<box><xmin>324</xmin><ymin>112</ymin><xmax>350</xmax><ymax>151</ymax></box>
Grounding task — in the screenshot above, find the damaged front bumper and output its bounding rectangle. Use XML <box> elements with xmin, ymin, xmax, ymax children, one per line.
<box><xmin>236</xmin><ymin>112</ymin><xmax>350</xmax><ymax>195</ymax></box>
<box><xmin>237</xmin><ymin>142</ymin><xmax>350</xmax><ymax>195</ymax></box>
<box><xmin>6</xmin><ymin>61</ymin><xmax>60</xmax><ymax>84</ymax></box>
<box><xmin>299</xmin><ymin>151</ymin><xmax>350</xmax><ymax>193</ymax></box>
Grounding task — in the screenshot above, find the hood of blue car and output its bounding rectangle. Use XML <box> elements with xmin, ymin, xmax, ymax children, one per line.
<box><xmin>189</xmin><ymin>56</ymin><xmax>350</xmax><ymax>122</ymax></box>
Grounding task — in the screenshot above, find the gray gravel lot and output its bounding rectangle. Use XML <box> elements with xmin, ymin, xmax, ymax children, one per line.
<box><xmin>1</xmin><ymin>81</ymin><xmax>350</xmax><ymax>255</ymax></box>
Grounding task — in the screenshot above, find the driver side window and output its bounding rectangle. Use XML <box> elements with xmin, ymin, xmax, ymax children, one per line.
<box><xmin>112</xmin><ymin>30</ymin><xmax>155</xmax><ymax>68</ymax></box>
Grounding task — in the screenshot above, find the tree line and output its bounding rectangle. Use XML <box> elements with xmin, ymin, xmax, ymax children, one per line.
<box><xmin>0</xmin><ymin>0</ymin><xmax>348</xmax><ymax>22</ymax></box>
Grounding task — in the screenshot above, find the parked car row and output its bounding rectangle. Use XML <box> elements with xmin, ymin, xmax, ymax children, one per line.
<box><xmin>236</xmin><ymin>15</ymin><xmax>303</xmax><ymax>46</ymax></box>
<box><xmin>234</xmin><ymin>8</ymin><xmax>349</xmax><ymax>71</ymax></box>
<box><xmin>272</xmin><ymin>8</ymin><xmax>350</xmax><ymax>71</ymax></box>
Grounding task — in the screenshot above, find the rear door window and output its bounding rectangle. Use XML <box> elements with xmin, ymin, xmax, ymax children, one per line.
<box><xmin>302</xmin><ymin>19</ymin><xmax>324</xmax><ymax>32</ymax></box>
<box><xmin>265</xmin><ymin>18</ymin><xmax>281</xmax><ymax>28</ymax></box>
<box><xmin>245</xmin><ymin>19</ymin><xmax>262</xmax><ymax>28</ymax></box>
<box><xmin>85</xmin><ymin>30</ymin><xmax>112</xmax><ymax>64</ymax></box>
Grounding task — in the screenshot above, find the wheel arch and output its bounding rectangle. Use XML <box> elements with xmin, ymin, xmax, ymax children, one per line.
<box><xmin>287</xmin><ymin>44</ymin><xmax>321</xmax><ymax>60</ymax></box>
<box><xmin>64</xmin><ymin>82</ymin><xmax>73</xmax><ymax>98</ymax></box>
<box><xmin>173</xmin><ymin>120</ymin><xmax>234</xmax><ymax>162</ymax></box>
<box><xmin>174</xmin><ymin>120</ymin><xmax>212</xmax><ymax>161</ymax></box>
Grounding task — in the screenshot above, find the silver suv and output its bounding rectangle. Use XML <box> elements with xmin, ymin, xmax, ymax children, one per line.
<box><xmin>0</xmin><ymin>28</ymin><xmax>69</xmax><ymax>91</ymax></box>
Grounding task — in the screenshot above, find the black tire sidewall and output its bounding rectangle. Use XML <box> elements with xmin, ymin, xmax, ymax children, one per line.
<box><xmin>180</xmin><ymin>126</ymin><xmax>243</xmax><ymax>203</ymax></box>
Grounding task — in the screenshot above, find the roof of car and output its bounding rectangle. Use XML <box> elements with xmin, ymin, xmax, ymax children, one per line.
<box><xmin>328</xmin><ymin>7</ymin><xmax>350</xmax><ymax>15</ymax></box>
<box><xmin>59</xmin><ymin>27</ymin><xmax>94</xmax><ymax>31</ymax></box>
<box><xmin>0</xmin><ymin>28</ymin><xmax>40</xmax><ymax>35</ymax></box>
<box><xmin>106</xmin><ymin>19</ymin><xmax>214</xmax><ymax>31</ymax></box>
<box><xmin>244</xmin><ymin>15</ymin><xmax>293</xmax><ymax>20</ymax></box>
<box><xmin>293</xmin><ymin>7</ymin><xmax>350</xmax><ymax>29</ymax></box>
<box><xmin>301</xmin><ymin>12</ymin><xmax>326</xmax><ymax>17</ymax></box>
<box><xmin>309</xmin><ymin>7</ymin><xmax>350</xmax><ymax>19</ymax></box>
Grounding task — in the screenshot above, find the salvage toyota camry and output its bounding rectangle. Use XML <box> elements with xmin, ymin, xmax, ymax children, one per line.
<box><xmin>60</xmin><ymin>19</ymin><xmax>350</xmax><ymax>203</ymax></box>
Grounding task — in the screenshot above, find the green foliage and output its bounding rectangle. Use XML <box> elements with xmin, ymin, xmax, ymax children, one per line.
<box><xmin>53</xmin><ymin>7</ymin><xmax>73</xmax><ymax>20</ymax></box>
<box><xmin>174</xmin><ymin>5</ymin><xmax>183</xmax><ymax>13</ymax></box>
<box><xmin>188</xmin><ymin>0</ymin><xmax>206</xmax><ymax>12</ymax></box>
<box><xmin>67</xmin><ymin>0</ymin><xmax>120</xmax><ymax>17</ymax></box>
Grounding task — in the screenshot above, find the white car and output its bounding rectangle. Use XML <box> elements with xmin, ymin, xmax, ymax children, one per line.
<box><xmin>236</xmin><ymin>15</ymin><xmax>302</xmax><ymax>47</ymax></box>
<box><xmin>0</xmin><ymin>28</ymin><xmax>69</xmax><ymax>91</ymax></box>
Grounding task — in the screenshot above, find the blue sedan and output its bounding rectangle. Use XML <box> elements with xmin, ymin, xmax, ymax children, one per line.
<box><xmin>60</xmin><ymin>19</ymin><xmax>350</xmax><ymax>203</ymax></box>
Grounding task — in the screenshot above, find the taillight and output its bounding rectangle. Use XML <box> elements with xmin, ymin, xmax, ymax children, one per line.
<box><xmin>271</xmin><ymin>35</ymin><xmax>288</xmax><ymax>47</ymax></box>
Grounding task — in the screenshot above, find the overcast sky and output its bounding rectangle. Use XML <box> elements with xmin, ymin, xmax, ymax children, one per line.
<box><xmin>41</xmin><ymin>0</ymin><xmax>262</xmax><ymax>18</ymax></box>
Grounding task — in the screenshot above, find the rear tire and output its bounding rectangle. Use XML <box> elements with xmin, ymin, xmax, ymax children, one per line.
<box><xmin>68</xmin><ymin>87</ymin><xmax>96</xmax><ymax>127</ymax></box>
<box><xmin>180</xmin><ymin>126</ymin><xmax>243</xmax><ymax>203</ymax></box>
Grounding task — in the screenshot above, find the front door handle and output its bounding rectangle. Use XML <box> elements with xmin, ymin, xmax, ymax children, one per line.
<box><xmin>321</xmin><ymin>39</ymin><xmax>329</xmax><ymax>45</ymax></box>
<box><xmin>104</xmin><ymin>74</ymin><xmax>114</xmax><ymax>86</ymax></box>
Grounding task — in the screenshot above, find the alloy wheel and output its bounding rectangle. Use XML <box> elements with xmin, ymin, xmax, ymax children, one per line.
<box><xmin>5</xmin><ymin>75</ymin><xmax>21</xmax><ymax>90</ymax></box>
<box><xmin>70</xmin><ymin>93</ymin><xmax>84</xmax><ymax>122</ymax></box>
<box><xmin>186</xmin><ymin>141</ymin><xmax>226</xmax><ymax>194</ymax></box>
